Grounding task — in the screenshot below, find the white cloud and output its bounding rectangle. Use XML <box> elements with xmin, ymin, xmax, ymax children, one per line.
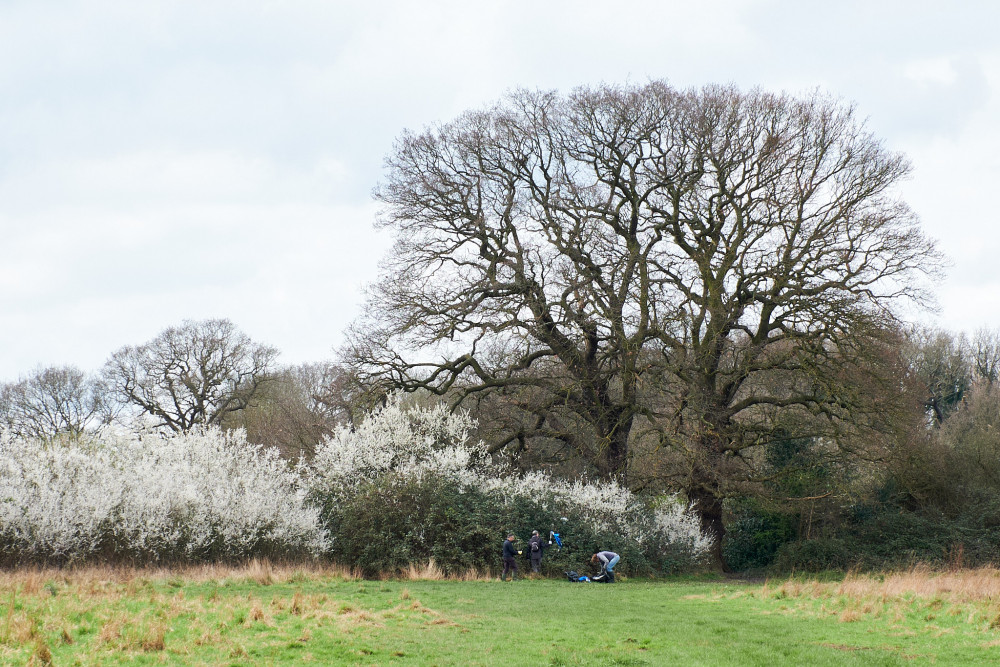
<box><xmin>904</xmin><ymin>58</ymin><xmax>959</xmax><ymax>86</ymax></box>
<box><xmin>0</xmin><ymin>142</ymin><xmax>385</xmax><ymax>377</ymax></box>
<box><xmin>0</xmin><ymin>198</ymin><xmax>389</xmax><ymax>377</ymax></box>
<box><xmin>895</xmin><ymin>54</ymin><xmax>1000</xmax><ymax>331</ymax></box>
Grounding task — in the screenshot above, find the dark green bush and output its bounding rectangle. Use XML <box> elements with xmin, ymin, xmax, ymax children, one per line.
<box><xmin>771</xmin><ymin>538</ymin><xmax>855</xmax><ymax>571</ymax></box>
<box><xmin>763</xmin><ymin>497</ymin><xmax>1000</xmax><ymax>573</ymax></box>
<box><xmin>320</xmin><ymin>472</ymin><xmax>702</xmax><ymax>577</ymax></box>
<box><xmin>723</xmin><ymin>505</ymin><xmax>798</xmax><ymax>572</ymax></box>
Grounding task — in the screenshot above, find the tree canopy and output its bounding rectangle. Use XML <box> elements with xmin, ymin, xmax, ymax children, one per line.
<box><xmin>349</xmin><ymin>82</ymin><xmax>940</xmax><ymax>566</ymax></box>
<box><xmin>103</xmin><ymin>319</ymin><xmax>278</xmax><ymax>432</ymax></box>
<box><xmin>0</xmin><ymin>365</ymin><xmax>107</xmax><ymax>440</ymax></box>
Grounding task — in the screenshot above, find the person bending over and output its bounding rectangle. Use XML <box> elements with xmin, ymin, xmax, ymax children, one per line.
<box><xmin>591</xmin><ymin>550</ymin><xmax>620</xmax><ymax>582</ymax></box>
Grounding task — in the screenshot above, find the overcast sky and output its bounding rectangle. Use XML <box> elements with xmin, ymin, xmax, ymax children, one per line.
<box><xmin>1</xmin><ymin>0</ymin><xmax>998</xmax><ymax>380</ymax></box>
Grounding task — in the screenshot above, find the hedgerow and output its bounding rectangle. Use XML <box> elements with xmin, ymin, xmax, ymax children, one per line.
<box><xmin>0</xmin><ymin>400</ymin><xmax>710</xmax><ymax>573</ymax></box>
<box><xmin>308</xmin><ymin>400</ymin><xmax>711</xmax><ymax>575</ymax></box>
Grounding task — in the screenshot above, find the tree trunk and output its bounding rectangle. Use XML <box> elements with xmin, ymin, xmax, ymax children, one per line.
<box><xmin>595</xmin><ymin>415</ymin><xmax>632</xmax><ymax>483</ymax></box>
<box><xmin>688</xmin><ymin>477</ymin><xmax>728</xmax><ymax>572</ymax></box>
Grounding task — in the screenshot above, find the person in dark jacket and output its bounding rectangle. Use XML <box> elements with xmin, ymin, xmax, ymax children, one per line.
<box><xmin>501</xmin><ymin>534</ymin><xmax>520</xmax><ymax>581</ymax></box>
<box><xmin>527</xmin><ymin>530</ymin><xmax>546</xmax><ymax>573</ymax></box>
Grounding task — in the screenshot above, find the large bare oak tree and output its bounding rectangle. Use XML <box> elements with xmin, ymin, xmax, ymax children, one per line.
<box><xmin>348</xmin><ymin>82</ymin><xmax>940</xmax><ymax>565</ymax></box>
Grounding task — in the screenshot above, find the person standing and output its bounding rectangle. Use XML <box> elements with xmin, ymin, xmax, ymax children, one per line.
<box><xmin>501</xmin><ymin>534</ymin><xmax>520</xmax><ymax>581</ymax></box>
<box><xmin>528</xmin><ymin>530</ymin><xmax>546</xmax><ymax>573</ymax></box>
<box><xmin>591</xmin><ymin>550</ymin><xmax>620</xmax><ymax>582</ymax></box>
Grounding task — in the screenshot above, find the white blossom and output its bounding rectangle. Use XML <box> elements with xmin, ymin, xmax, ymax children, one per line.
<box><xmin>0</xmin><ymin>427</ymin><xmax>327</xmax><ymax>562</ymax></box>
<box><xmin>309</xmin><ymin>399</ymin><xmax>710</xmax><ymax>560</ymax></box>
<box><xmin>0</xmin><ymin>398</ymin><xmax>710</xmax><ymax>566</ymax></box>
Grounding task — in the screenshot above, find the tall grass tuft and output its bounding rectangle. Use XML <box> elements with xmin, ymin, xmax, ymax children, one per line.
<box><xmin>403</xmin><ymin>559</ymin><xmax>444</xmax><ymax>580</ymax></box>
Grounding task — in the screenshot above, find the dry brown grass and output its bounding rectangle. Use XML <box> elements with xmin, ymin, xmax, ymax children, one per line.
<box><xmin>402</xmin><ymin>559</ymin><xmax>445</xmax><ymax>580</ymax></box>
<box><xmin>0</xmin><ymin>558</ymin><xmax>483</xmax><ymax>661</ymax></box>
<box><xmin>0</xmin><ymin>559</ymin><xmax>500</xmax><ymax>588</ymax></box>
<box><xmin>753</xmin><ymin>565</ymin><xmax>1000</xmax><ymax>631</ymax></box>
<box><xmin>0</xmin><ymin>559</ymin><xmax>479</xmax><ymax>664</ymax></box>
<box><xmin>453</xmin><ymin>567</ymin><xmax>494</xmax><ymax>582</ymax></box>
<box><xmin>247</xmin><ymin>601</ymin><xmax>266</xmax><ymax>623</ymax></box>
<box><xmin>0</xmin><ymin>559</ymin><xmax>360</xmax><ymax>595</ymax></box>
<box><xmin>139</xmin><ymin>623</ymin><xmax>166</xmax><ymax>652</ymax></box>
<box><xmin>1</xmin><ymin>590</ymin><xmax>16</xmax><ymax>644</ymax></box>
<box><xmin>30</xmin><ymin>639</ymin><xmax>52</xmax><ymax>665</ymax></box>
<box><xmin>761</xmin><ymin>565</ymin><xmax>1000</xmax><ymax>605</ymax></box>
<box><xmin>98</xmin><ymin>615</ymin><xmax>125</xmax><ymax>644</ymax></box>
<box><xmin>397</xmin><ymin>560</ymin><xmax>492</xmax><ymax>581</ymax></box>
<box><xmin>866</xmin><ymin>566</ymin><xmax>1000</xmax><ymax>602</ymax></box>
<box><xmin>839</xmin><ymin>608</ymin><xmax>861</xmax><ymax>623</ymax></box>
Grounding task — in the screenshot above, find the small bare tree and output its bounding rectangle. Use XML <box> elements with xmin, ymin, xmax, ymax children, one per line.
<box><xmin>349</xmin><ymin>82</ymin><xmax>940</xmax><ymax>566</ymax></box>
<box><xmin>0</xmin><ymin>365</ymin><xmax>109</xmax><ymax>440</ymax></box>
<box><xmin>972</xmin><ymin>328</ymin><xmax>1000</xmax><ymax>386</ymax></box>
<box><xmin>222</xmin><ymin>361</ymin><xmax>360</xmax><ymax>457</ymax></box>
<box><xmin>103</xmin><ymin>319</ymin><xmax>278</xmax><ymax>432</ymax></box>
<box><xmin>903</xmin><ymin>327</ymin><xmax>971</xmax><ymax>425</ymax></box>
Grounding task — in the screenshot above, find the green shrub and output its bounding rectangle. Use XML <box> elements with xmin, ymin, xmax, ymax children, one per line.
<box><xmin>723</xmin><ymin>506</ymin><xmax>797</xmax><ymax>572</ymax></box>
<box><xmin>771</xmin><ymin>538</ymin><xmax>855</xmax><ymax>572</ymax></box>
<box><xmin>321</xmin><ymin>472</ymin><xmax>703</xmax><ymax>577</ymax></box>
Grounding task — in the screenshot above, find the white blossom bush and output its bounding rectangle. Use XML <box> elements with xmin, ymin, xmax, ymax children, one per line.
<box><xmin>0</xmin><ymin>399</ymin><xmax>708</xmax><ymax>572</ymax></box>
<box><xmin>0</xmin><ymin>427</ymin><xmax>327</xmax><ymax>564</ymax></box>
<box><xmin>309</xmin><ymin>400</ymin><xmax>711</xmax><ymax>573</ymax></box>
<box><xmin>309</xmin><ymin>401</ymin><xmax>477</xmax><ymax>494</ymax></box>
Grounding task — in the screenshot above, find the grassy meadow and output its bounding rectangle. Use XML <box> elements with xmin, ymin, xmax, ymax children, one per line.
<box><xmin>5</xmin><ymin>562</ymin><xmax>1000</xmax><ymax>665</ymax></box>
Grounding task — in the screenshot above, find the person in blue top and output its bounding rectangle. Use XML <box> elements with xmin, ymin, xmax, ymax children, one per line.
<box><xmin>591</xmin><ymin>550</ymin><xmax>620</xmax><ymax>582</ymax></box>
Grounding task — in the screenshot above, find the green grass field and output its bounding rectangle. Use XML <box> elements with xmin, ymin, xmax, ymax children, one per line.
<box><xmin>4</xmin><ymin>563</ymin><xmax>1000</xmax><ymax>665</ymax></box>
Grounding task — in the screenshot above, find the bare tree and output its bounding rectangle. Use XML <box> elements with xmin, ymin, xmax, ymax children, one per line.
<box><xmin>903</xmin><ymin>327</ymin><xmax>972</xmax><ymax>425</ymax></box>
<box><xmin>222</xmin><ymin>361</ymin><xmax>360</xmax><ymax>457</ymax></box>
<box><xmin>0</xmin><ymin>365</ymin><xmax>109</xmax><ymax>440</ymax></box>
<box><xmin>296</xmin><ymin>361</ymin><xmax>370</xmax><ymax>427</ymax></box>
<box><xmin>971</xmin><ymin>327</ymin><xmax>1000</xmax><ymax>386</ymax></box>
<box><xmin>348</xmin><ymin>82</ymin><xmax>940</xmax><ymax>566</ymax></box>
<box><xmin>103</xmin><ymin>319</ymin><xmax>278</xmax><ymax>432</ymax></box>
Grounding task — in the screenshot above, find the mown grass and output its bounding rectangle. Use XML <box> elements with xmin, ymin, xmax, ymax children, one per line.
<box><xmin>4</xmin><ymin>562</ymin><xmax>1000</xmax><ymax>665</ymax></box>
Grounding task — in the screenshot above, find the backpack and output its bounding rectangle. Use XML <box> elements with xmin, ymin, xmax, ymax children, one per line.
<box><xmin>531</xmin><ymin>540</ymin><xmax>540</xmax><ymax>553</ymax></box>
<box><xmin>592</xmin><ymin>569</ymin><xmax>614</xmax><ymax>583</ymax></box>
